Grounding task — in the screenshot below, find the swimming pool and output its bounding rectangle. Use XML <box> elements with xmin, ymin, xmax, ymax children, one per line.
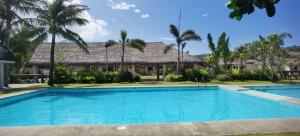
<box><xmin>245</xmin><ymin>85</ymin><xmax>300</xmax><ymax>99</ymax></box>
<box><xmin>1</xmin><ymin>86</ymin><xmax>300</xmax><ymax>126</ymax></box>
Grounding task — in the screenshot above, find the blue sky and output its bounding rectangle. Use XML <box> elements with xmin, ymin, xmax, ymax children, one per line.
<box><xmin>68</xmin><ymin>0</ymin><xmax>300</xmax><ymax>55</ymax></box>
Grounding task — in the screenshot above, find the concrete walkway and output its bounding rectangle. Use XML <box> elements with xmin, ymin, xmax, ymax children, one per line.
<box><xmin>0</xmin><ymin>119</ymin><xmax>300</xmax><ymax>136</ymax></box>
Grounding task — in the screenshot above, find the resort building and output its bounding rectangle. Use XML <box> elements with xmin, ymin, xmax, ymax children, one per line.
<box><xmin>28</xmin><ymin>42</ymin><xmax>207</xmax><ymax>76</ymax></box>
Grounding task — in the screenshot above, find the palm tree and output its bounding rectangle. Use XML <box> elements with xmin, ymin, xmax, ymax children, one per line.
<box><xmin>166</xmin><ymin>24</ymin><xmax>201</xmax><ymax>73</ymax></box>
<box><xmin>181</xmin><ymin>42</ymin><xmax>186</xmax><ymax>67</ymax></box>
<box><xmin>235</xmin><ymin>44</ymin><xmax>250</xmax><ymax>70</ymax></box>
<box><xmin>107</xmin><ymin>30</ymin><xmax>146</xmax><ymax>72</ymax></box>
<box><xmin>217</xmin><ymin>32</ymin><xmax>230</xmax><ymax>69</ymax></box>
<box><xmin>207</xmin><ymin>33</ymin><xmax>220</xmax><ymax>72</ymax></box>
<box><xmin>0</xmin><ymin>0</ymin><xmax>43</xmax><ymax>48</ymax></box>
<box><xmin>0</xmin><ymin>0</ymin><xmax>43</xmax><ymax>87</ymax></box>
<box><xmin>31</xmin><ymin>0</ymin><xmax>89</xmax><ymax>86</ymax></box>
<box><xmin>104</xmin><ymin>40</ymin><xmax>116</xmax><ymax>71</ymax></box>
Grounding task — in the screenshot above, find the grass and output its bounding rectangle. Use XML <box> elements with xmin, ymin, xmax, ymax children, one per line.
<box><xmin>1</xmin><ymin>80</ymin><xmax>299</xmax><ymax>96</ymax></box>
<box><xmin>232</xmin><ymin>132</ymin><xmax>300</xmax><ymax>136</ymax></box>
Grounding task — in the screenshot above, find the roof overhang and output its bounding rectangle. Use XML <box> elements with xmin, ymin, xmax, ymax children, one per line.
<box><xmin>0</xmin><ymin>60</ymin><xmax>15</xmax><ymax>64</ymax></box>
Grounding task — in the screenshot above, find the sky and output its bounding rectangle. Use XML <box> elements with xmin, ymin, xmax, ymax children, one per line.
<box><xmin>60</xmin><ymin>0</ymin><xmax>300</xmax><ymax>55</ymax></box>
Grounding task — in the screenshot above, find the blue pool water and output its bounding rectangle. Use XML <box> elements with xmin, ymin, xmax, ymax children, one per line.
<box><xmin>245</xmin><ymin>85</ymin><xmax>300</xmax><ymax>99</ymax></box>
<box><xmin>1</xmin><ymin>86</ymin><xmax>300</xmax><ymax>126</ymax></box>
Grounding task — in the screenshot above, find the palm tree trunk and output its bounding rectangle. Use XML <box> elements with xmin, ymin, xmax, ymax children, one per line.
<box><xmin>105</xmin><ymin>48</ymin><xmax>108</xmax><ymax>71</ymax></box>
<box><xmin>48</xmin><ymin>33</ymin><xmax>56</xmax><ymax>86</ymax></box>
<box><xmin>121</xmin><ymin>43</ymin><xmax>125</xmax><ymax>72</ymax></box>
<box><xmin>177</xmin><ymin>43</ymin><xmax>180</xmax><ymax>73</ymax></box>
<box><xmin>3</xmin><ymin>9</ymin><xmax>12</xmax><ymax>87</ymax></box>
<box><xmin>181</xmin><ymin>46</ymin><xmax>184</xmax><ymax>69</ymax></box>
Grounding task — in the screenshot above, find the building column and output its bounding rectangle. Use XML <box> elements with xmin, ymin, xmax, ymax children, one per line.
<box><xmin>131</xmin><ymin>65</ymin><xmax>135</xmax><ymax>72</ymax></box>
<box><xmin>0</xmin><ymin>63</ymin><xmax>4</xmax><ymax>88</ymax></box>
<box><xmin>163</xmin><ymin>64</ymin><xmax>167</xmax><ymax>77</ymax></box>
<box><xmin>32</xmin><ymin>65</ymin><xmax>38</xmax><ymax>74</ymax></box>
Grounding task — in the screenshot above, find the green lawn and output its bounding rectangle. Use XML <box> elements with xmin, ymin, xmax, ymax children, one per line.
<box><xmin>232</xmin><ymin>132</ymin><xmax>300</xmax><ymax>136</ymax></box>
<box><xmin>1</xmin><ymin>80</ymin><xmax>299</xmax><ymax>96</ymax></box>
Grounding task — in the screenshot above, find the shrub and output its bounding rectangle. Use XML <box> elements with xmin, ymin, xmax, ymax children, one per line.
<box><xmin>215</xmin><ymin>74</ymin><xmax>232</xmax><ymax>81</ymax></box>
<box><xmin>74</xmin><ymin>69</ymin><xmax>95</xmax><ymax>83</ymax></box>
<box><xmin>164</xmin><ymin>74</ymin><xmax>183</xmax><ymax>82</ymax></box>
<box><xmin>119</xmin><ymin>71</ymin><xmax>141</xmax><ymax>82</ymax></box>
<box><xmin>95</xmin><ymin>71</ymin><xmax>121</xmax><ymax>83</ymax></box>
<box><xmin>182</xmin><ymin>68</ymin><xmax>213</xmax><ymax>82</ymax></box>
<box><xmin>54</xmin><ymin>66</ymin><xmax>75</xmax><ymax>84</ymax></box>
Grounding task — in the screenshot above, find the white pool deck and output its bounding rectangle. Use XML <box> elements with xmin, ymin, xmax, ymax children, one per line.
<box><xmin>220</xmin><ymin>85</ymin><xmax>300</xmax><ymax>105</ymax></box>
<box><xmin>1</xmin><ymin>85</ymin><xmax>300</xmax><ymax>136</ymax></box>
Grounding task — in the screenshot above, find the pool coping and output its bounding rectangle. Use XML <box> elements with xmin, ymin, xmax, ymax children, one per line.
<box><xmin>0</xmin><ymin>118</ymin><xmax>299</xmax><ymax>136</ymax></box>
<box><xmin>221</xmin><ymin>85</ymin><xmax>300</xmax><ymax>105</ymax></box>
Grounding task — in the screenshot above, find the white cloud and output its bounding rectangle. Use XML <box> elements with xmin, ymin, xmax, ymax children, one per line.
<box><xmin>141</xmin><ymin>14</ymin><xmax>150</xmax><ymax>18</ymax></box>
<box><xmin>107</xmin><ymin>0</ymin><xmax>136</xmax><ymax>10</ymax></box>
<box><xmin>160</xmin><ymin>37</ymin><xmax>175</xmax><ymax>41</ymax></box>
<box><xmin>72</xmin><ymin>11</ymin><xmax>109</xmax><ymax>41</ymax></box>
<box><xmin>47</xmin><ymin>0</ymin><xmax>109</xmax><ymax>41</ymax></box>
<box><xmin>134</xmin><ymin>9</ymin><xmax>141</xmax><ymax>13</ymax></box>
<box><xmin>202</xmin><ymin>13</ymin><xmax>208</xmax><ymax>17</ymax></box>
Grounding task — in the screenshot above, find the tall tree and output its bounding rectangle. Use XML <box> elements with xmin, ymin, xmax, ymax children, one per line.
<box><xmin>107</xmin><ymin>30</ymin><xmax>146</xmax><ymax>72</ymax></box>
<box><xmin>217</xmin><ymin>32</ymin><xmax>230</xmax><ymax>69</ymax></box>
<box><xmin>166</xmin><ymin>24</ymin><xmax>201</xmax><ymax>73</ymax></box>
<box><xmin>207</xmin><ymin>33</ymin><xmax>220</xmax><ymax>72</ymax></box>
<box><xmin>234</xmin><ymin>44</ymin><xmax>250</xmax><ymax>70</ymax></box>
<box><xmin>0</xmin><ymin>0</ymin><xmax>44</xmax><ymax>86</ymax></box>
<box><xmin>104</xmin><ymin>40</ymin><xmax>116</xmax><ymax>71</ymax></box>
<box><xmin>181</xmin><ymin>42</ymin><xmax>186</xmax><ymax>67</ymax></box>
<box><xmin>10</xmin><ymin>23</ymin><xmax>45</xmax><ymax>73</ymax></box>
<box><xmin>31</xmin><ymin>0</ymin><xmax>89</xmax><ymax>86</ymax></box>
<box><xmin>227</xmin><ymin>0</ymin><xmax>280</xmax><ymax>20</ymax></box>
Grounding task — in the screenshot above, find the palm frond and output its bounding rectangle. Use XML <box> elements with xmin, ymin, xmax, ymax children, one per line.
<box><xmin>181</xmin><ymin>30</ymin><xmax>201</xmax><ymax>41</ymax></box>
<box><xmin>128</xmin><ymin>39</ymin><xmax>146</xmax><ymax>52</ymax></box>
<box><xmin>207</xmin><ymin>33</ymin><xmax>215</xmax><ymax>51</ymax></box>
<box><xmin>58</xmin><ymin>28</ymin><xmax>89</xmax><ymax>53</ymax></box>
<box><xmin>120</xmin><ymin>30</ymin><xmax>127</xmax><ymax>42</ymax></box>
<box><xmin>164</xmin><ymin>44</ymin><xmax>175</xmax><ymax>54</ymax></box>
<box><xmin>169</xmin><ymin>24</ymin><xmax>180</xmax><ymax>39</ymax></box>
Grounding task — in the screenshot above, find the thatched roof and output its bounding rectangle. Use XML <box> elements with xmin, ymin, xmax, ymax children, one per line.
<box><xmin>0</xmin><ymin>46</ymin><xmax>15</xmax><ymax>63</ymax></box>
<box><xmin>29</xmin><ymin>42</ymin><xmax>204</xmax><ymax>65</ymax></box>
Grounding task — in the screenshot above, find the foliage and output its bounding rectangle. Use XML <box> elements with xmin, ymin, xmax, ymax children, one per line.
<box><xmin>229</xmin><ymin>69</ymin><xmax>280</xmax><ymax>81</ymax></box>
<box><xmin>30</xmin><ymin>0</ymin><xmax>89</xmax><ymax>86</ymax></box>
<box><xmin>165</xmin><ymin>24</ymin><xmax>201</xmax><ymax>72</ymax></box>
<box><xmin>207</xmin><ymin>32</ymin><xmax>230</xmax><ymax>72</ymax></box>
<box><xmin>106</xmin><ymin>30</ymin><xmax>146</xmax><ymax>72</ymax></box>
<box><xmin>74</xmin><ymin>69</ymin><xmax>94</xmax><ymax>83</ymax></box>
<box><xmin>227</xmin><ymin>0</ymin><xmax>280</xmax><ymax>20</ymax></box>
<box><xmin>54</xmin><ymin>66</ymin><xmax>75</xmax><ymax>84</ymax></box>
<box><xmin>182</xmin><ymin>68</ymin><xmax>213</xmax><ymax>82</ymax></box>
<box><xmin>164</xmin><ymin>74</ymin><xmax>183</xmax><ymax>82</ymax></box>
<box><xmin>119</xmin><ymin>71</ymin><xmax>141</xmax><ymax>82</ymax></box>
<box><xmin>215</xmin><ymin>74</ymin><xmax>232</xmax><ymax>81</ymax></box>
<box><xmin>94</xmin><ymin>71</ymin><xmax>120</xmax><ymax>83</ymax></box>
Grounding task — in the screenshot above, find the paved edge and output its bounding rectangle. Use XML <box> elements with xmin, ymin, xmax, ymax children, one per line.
<box><xmin>0</xmin><ymin>118</ymin><xmax>299</xmax><ymax>136</ymax></box>
<box><xmin>220</xmin><ymin>85</ymin><xmax>300</xmax><ymax>105</ymax></box>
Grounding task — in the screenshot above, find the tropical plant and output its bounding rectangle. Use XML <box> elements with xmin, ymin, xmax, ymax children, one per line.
<box><xmin>217</xmin><ymin>32</ymin><xmax>230</xmax><ymax>69</ymax></box>
<box><xmin>0</xmin><ymin>0</ymin><xmax>44</xmax><ymax>48</ymax></box>
<box><xmin>181</xmin><ymin>42</ymin><xmax>186</xmax><ymax>67</ymax></box>
<box><xmin>234</xmin><ymin>44</ymin><xmax>250</xmax><ymax>70</ymax></box>
<box><xmin>10</xmin><ymin>23</ymin><xmax>45</xmax><ymax>73</ymax></box>
<box><xmin>165</xmin><ymin>24</ymin><xmax>201</xmax><ymax>73</ymax></box>
<box><xmin>227</xmin><ymin>0</ymin><xmax>280</xmax><ymax>20</ymax></box>
<box><xmin>106</xmin><ymin>30</ymin><xmax>146</xmax><ymax>72</ymax></box>
<box><xmin>104</xmin><ymin>40</ymin><xmax>116</xmax><ymax>71</ymax></box>
<box><xmin>207</xmin><ymin>32</ymin><xmax>231</xmax><ymax>72</ymax></box>
<box><xmin>30</xmin><ymin>0</ymin><xmax>89</xmax><ymax>86</ymax></box>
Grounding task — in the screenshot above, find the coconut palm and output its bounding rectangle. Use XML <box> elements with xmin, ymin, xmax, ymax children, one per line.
<box><xmin>0</xmin><ymin>0</ymin><xmax>44</xmax><ymax>48</ymax></box>
<box><xmin>217</xmin><ymin>32</ymin><xmax>230</xmax><ymax>69</ymax></box>
<box><xmin>107</xmin><ymin>30</ymin><xmax>146</xmax><ymax>72</ymax></box>
<box><xmin>165</xmin><ymin>24</ymin><xmax>201</xmax><ymax>73</ymax></box>
<box><xmin>181</xmin><ymin>42</ymin><xmax>186</xmax><ymax>67</ymax></box>
<box><xmin>30</xmin><ymin>0</ymin><xmax>89</xmax><ymax>86</ymax></box>
<box><xmin>104</xmin><ymin>40</ymin><xmax>116</xmax><ymax>71</ymax></box>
